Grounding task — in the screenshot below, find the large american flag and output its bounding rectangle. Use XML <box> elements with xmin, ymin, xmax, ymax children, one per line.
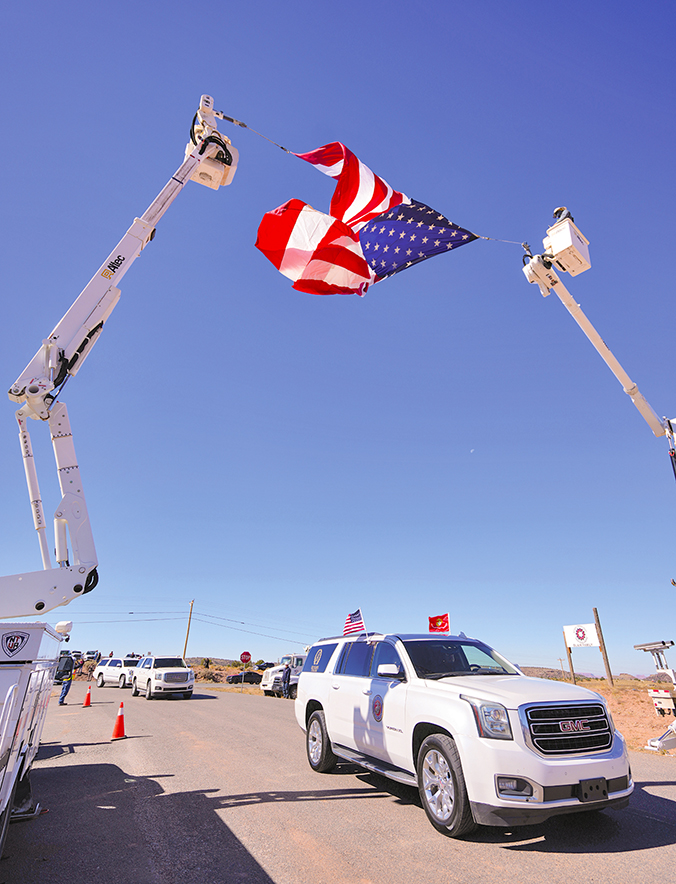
<box><xmin>343</xmin><ymin>608</ymin><xmax>366</xmax><ymax>636</ymax></box>
<box><xmin>255</xmin><ymin>142</ymin><xmax>477</xmax><ymax>296</ymax></box>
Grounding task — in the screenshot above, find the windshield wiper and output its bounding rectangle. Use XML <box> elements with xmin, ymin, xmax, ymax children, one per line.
<box><xmin>424</xmin><ymin>672</ymin><xmax>468</xmax><ymax>679</ymax></box>
<box><xmin>424</xmin><ymin>669</ymin><xmax>516</xmax><ymax>679</ymax></box>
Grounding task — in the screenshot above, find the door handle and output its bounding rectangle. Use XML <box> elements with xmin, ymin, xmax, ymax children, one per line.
<box><xmin>362</xmin><ymin>689</ymin><xmax>372</xmax><ymax>696</ymax></box>
<box><xmin>331</xmin><ymin>683</ymin><xmax>340</xmax><ymax>689</ymax></box>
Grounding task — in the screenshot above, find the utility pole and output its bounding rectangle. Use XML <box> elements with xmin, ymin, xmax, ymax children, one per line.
<box><xmin>593</xmin><ymin>607</ymin><xmax>614</xmax><ymax>686</ymax></box>
<box><xmin>183</xmin><ymin>599</ymin><xmax>194</xmax><ymax>659</ymax></box>
<box><xmin>558</xmin><ymin>658</ymin><xmax>566</xmax><ymax>681</ymax></box>
<box><xmin>563</xmin><ymin>631</ymin><xmax>576</xmax><ymax>685</ymax></box>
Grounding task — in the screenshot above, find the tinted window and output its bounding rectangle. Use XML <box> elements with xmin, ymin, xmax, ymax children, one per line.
<box><xmin>153</xmin><ymin>657</ymin><xmax>185</xmax><ymax>668</ymax></box>
<box><xmin>338</xmin><ymin>641</ymin><xmax>374</xmax><ymax>677</ymax></box>
<box><xmin>371</xmin><ymin>642</ymin><xmax>404</xmax><ymax>677</ymax></box>
<box><xmin>110</xmin><ymin>659</ymin><xmax>122</xmax><ymax>667</ymax></box>
<box><xmin>302</xmin><ymin>644</ymin><xmax>338</xmax><ymax>674</ymax></box>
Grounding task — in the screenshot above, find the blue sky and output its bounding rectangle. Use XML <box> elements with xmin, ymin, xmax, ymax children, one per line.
<box><xmin>1</xmin><ymin>2</ymin><xmax>675</xmax><ymax>675</ymax></box>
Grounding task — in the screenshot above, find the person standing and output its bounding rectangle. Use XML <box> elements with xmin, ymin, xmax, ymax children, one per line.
<box><xmin>281</xmin><ymin>663</ymin><xmax>291</xmax><ymax>699</ymax></box>
<box><xmin>58</xmin><ymin>656</ymin><xmax>74</xmax><ymax>705</ymax></box>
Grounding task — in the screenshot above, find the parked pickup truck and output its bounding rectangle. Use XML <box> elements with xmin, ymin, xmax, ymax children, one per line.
<box><xmin>295</xmin><ymin>632</ymin><xmax>632</xmax><ymax>837</ymax></box>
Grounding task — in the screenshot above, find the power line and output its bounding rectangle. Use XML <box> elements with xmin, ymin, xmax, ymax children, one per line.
<box><xmin>191</xmin><ymin>616</ymin><xmax>312</xmax><ymax>646</ymax></box>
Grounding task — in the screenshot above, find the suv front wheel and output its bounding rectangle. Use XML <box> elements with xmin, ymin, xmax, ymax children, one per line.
<box><xmin>416</xmin><ymin>734</ymin><xmax>476</xmax><ymax>837</ymax></box>
<box><xmin>306</xmin><ymin>710</ymin><xmax>336</xmax><ymax>773</ymax></box>
<box><xmin>145</xmin><ymin>681</ymin><xmax>153</xmax><ymax>700</ymax></box>
<box><xmin>131</xmin><ymin>679</ymin><xmax>139</xmax><ymax>697</ymax></box>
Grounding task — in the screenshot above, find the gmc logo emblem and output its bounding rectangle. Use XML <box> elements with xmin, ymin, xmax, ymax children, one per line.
<box><xmin>560</xmin><ymin>719</ymin><xmax>591</xmax><ymax>733</ymax></box>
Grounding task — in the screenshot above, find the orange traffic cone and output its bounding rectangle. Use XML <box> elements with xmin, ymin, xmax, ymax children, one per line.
<box><xmin>83</xmin><ymin>686</ymin><xmax>92</xmax><ymax>707</ymax></box>
<box><xmin>111</xmin><ymin>702</ymin><xmax>126</xmax><ymax>740</ymax></box>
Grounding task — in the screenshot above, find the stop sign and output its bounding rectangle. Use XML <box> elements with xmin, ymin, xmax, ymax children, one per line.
<box><xmin>240</xmin><ymin>651</ymin><xmax>251</xmax><ymax>664</ymax></box>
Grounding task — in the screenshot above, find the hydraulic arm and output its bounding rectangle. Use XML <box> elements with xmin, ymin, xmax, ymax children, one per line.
<box><xmin>522</xmin><ymin>210</ymin><xmax>673</xmax><ymax>444</ymax></box>
<box><xmin>2</xmin><ymin>95</ymin><xmax>237</xmax><ymax>617</ymax></box>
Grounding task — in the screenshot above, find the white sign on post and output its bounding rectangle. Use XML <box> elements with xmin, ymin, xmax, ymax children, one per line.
<box><xmin>563</xmin><ymin>623</ymin><xmax>600</xmax><ymax>648</ymax></box>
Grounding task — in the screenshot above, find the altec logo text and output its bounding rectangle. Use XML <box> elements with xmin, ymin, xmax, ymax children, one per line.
<box><xmin>101</xmin><ymin>255</ymin><xmax>126</xmax><ymax>280</ymax></box>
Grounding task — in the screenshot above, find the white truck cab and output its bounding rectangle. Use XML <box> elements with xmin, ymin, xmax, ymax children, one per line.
<box><xmin>260</xmin><ymin>654</ymin><xmax>306</xmax><ymax>699</ymax></box>
<box><xmin>296</xmin><ymin>632</ymin><xmax>633</xmax><ymax>837</ymax></box>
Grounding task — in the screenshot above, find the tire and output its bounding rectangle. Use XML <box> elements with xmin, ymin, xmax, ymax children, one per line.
<box><xmin>183</xmin><ymin>692</ymin><xmax>192</xmax><ymax>700</ymax></box>
<box><xmin>289</xmin><ymin>684</ymin><xmax>298</xmax><ymax>700</ymax></box>
<box><xmin>96</xmin><ymin>674</ymin><xmax>105</xmax><ymax>688</ymax></box>
<box><xmin>145</xmin><ymin>681</ymin><xmax>153</xmax><ymax>700</ymax></box>
<box><xmin>306</xmin><ymin>710</ymin><xmax>337</xmax><ymax>773</ymax></box>
<box><xmin>264</xmin><ymin>691</ymin><xmax>273</xmax><ymax>697</ymax></box>
<box><xmin>416</xmin><ymin>734</ymin><xmax>476</xmax><ymax>837</ymax></box>
<box><xmin>118</xmin><ymin>675</ymin><xmax>126</xmax><ymax>689</ymax></box>
<box><xmin>131</xmin><ymin>679</ymin><xmax>139</xmax><ymax>697</ymax></box>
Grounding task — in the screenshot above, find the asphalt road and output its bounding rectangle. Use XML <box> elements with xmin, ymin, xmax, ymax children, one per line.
<box><xmin>3</xmin><ymin>681</ymin><xmax>675</xmax><ymax>884</ymax></box>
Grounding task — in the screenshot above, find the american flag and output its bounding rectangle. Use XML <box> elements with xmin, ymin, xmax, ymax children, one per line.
<box><xmin>256</xmin><ymin>142</ymin><xmax>477</xmax><ymax>296</ymax></box>
<box><xmin>343</xmin><ymin>608</ymin><xmax>366</xmax><ymax>636</ymax></box>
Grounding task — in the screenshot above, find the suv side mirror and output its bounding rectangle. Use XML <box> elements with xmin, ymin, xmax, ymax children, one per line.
<box><xmin>377</xmin><ymin>663</ymin><xmax>405</xmax><ymax>680</ymax></box>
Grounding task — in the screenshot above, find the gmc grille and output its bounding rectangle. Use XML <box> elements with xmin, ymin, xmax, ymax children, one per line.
<box><xmin>524</xmin><ymin>703</ymin><xmax>613</xmax><ymax>755</ymax></box>
<box><xmin>164</xmin><ymin>672</ymin><xmax>189</xmax><ymax>683</ymax></box>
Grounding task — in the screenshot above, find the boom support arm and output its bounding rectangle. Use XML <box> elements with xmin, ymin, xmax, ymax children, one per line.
<box><xmin>2</xmin><ymin>95</ymin><xmax>237</xmax><ymax>617</ymax></box>
<box><xmin>522</xmin><ymin>213</ymin><xmax>670</xmax><ymax>441</ymax></box>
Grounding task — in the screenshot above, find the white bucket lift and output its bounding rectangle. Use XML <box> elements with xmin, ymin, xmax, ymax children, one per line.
<box><xmin>634</xmin><ymin>640</ymin><xmax>676</xmax><ymax>752</ymax></box>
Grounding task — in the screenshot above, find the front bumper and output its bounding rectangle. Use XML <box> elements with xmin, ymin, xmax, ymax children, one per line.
<box><xmin>152</xmin><ymin>683</ymin><xmax>193</xmax><ymax>693</ymax></box>
<box><xmin>454</xmin><ymin>725</ymin><xmax>633</xmax><ymax>828</ymax></box>
<box><xmin>471</xmin><ymin>777</ymin><xmax>632</xmax><ymax>826</ymax></box>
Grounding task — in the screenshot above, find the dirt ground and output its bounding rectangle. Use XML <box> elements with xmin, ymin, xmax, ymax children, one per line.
<box><xmin>581</xmin><ymin>677</ymin><xmax>675</xmax><ymax>753</ymax></box>
<box><xmin>78</xmin><ymin>663</ymin><xmax>674</xmax><ymax>753</ymax></box>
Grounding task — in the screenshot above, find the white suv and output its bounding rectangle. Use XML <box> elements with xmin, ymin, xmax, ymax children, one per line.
<box><xmin>296</xmin><ymin>632</ymin><xmax>633</xmax><ymax>837</ymax></box>
<box><xmin>131</xmin><ymin>655</ymin><xmax>194</xmax><ymax>700</ymax></box>
<box><xmin>93</xmin><ymin>656</ymin><xmax>140</xmax><ymax>688</ymax></box>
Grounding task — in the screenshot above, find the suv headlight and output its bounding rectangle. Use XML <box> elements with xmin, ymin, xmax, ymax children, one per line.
<box><xmin>154</xmin><ymin>672</ymin><xmax>163</xmax><ymax>681</ymax></box>
<box><xmin>462</xmin><ymin>695</ymin><xmax>513</xmax><ymax>740</ymax></box>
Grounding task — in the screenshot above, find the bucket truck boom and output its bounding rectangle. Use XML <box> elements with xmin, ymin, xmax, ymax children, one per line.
<box><xmin>2</xmin><ymin>95</ymin><xmax>238</xmax><ymax>619</ymax></box>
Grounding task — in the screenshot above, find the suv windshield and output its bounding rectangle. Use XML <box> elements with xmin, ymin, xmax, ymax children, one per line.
<box><xmin>153</xmin><ymin>657</ymin><xmax>185</xmax><ymax>669</ymax></box>
<box><xmin>402</xmin><ymin>639</ymin><xmax>518</xmax><ymax>678</ymax></box>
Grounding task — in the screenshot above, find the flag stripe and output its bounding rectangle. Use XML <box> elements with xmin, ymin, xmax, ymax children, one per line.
<box><xmin>256</xmin><ymin>199</ymin><xmax>374</xmax><ymax>295</ymax></box>
<box><xmin>295</xmin><ymin>143</ymin><xmax>407</xmax><ymax>232</ymax></box>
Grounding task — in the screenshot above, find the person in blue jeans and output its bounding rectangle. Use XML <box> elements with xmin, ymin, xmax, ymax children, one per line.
<box><xmin>281</xmin><ymin>663</ymin><xmax>291</xmax><ymax>698</ymax></box>
<box><xmin>58</xmin><ymin>657</ymin><xmax>74</xmax><ymax>705</ymax></box>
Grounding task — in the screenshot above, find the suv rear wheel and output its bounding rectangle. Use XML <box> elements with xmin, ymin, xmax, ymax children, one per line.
<box><xmin>306</xmin><ymin>710</ymin><xmax>336</xmax><ymax>773</ymax></box>
<box><xmin>416</xmin><ymin>734</ymin><xmax>476</xmax><ymax>837</ymax></box>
